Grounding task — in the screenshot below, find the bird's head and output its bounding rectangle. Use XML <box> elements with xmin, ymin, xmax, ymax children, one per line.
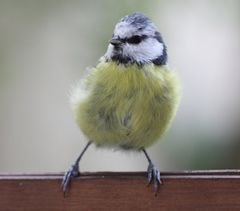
<box><xmin>104</xmin><ymin>12</ymin><xmax>167</xmax><ymax>66</ymax></box>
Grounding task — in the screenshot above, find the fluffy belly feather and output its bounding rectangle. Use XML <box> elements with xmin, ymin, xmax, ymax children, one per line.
<box><xmin>71</xmin><ymin>62</ymin><xmax>180</xmax><ymax>149</ymax></box>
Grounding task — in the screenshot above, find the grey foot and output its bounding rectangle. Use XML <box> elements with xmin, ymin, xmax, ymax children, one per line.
<box><xmin>61</xmin><ymin>163</ymin><xmax>80</xmax><ymax>195</ymax></box>
<box><xmin>147</xmin><ymin>162</ymin><xmax>162</xmax><ymax>195</ymax></box>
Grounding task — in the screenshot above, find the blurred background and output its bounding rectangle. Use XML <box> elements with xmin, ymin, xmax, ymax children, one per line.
<box><xmin>0</xmin><ymin>0</ymin><xmax>240</xmax><ymax>173</ymax></box>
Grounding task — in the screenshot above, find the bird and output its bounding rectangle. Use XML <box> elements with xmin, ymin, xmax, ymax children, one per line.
<box><xmin>62</xmin><ymin>12</ymin><xmax>180</xmax><ymax>195</ymax></box>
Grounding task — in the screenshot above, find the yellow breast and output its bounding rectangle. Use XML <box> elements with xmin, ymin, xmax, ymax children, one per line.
<box><xmin>71</xmin><ymin>61</ymin><xmax>180</xmax><ymax>149</ymax></box>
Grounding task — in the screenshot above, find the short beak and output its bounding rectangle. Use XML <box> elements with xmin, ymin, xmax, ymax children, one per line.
<box><xmin>109</xmin><ymin>38</ymin><xmax>122</xmax><ymax>46</ymax></box>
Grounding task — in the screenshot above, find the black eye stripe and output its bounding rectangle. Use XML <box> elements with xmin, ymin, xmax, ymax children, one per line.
<box><xmin>119</xmin><ymin>35</ymin><xmax>147</xmax><ymax>44</ymax></box>
<box><xmin>112</xmin><ymin>33</ymin><xmax>164</xmax><ymax>45</ymax></box>
<box><xmin>127</xmin><ymin>35</ymin><xmax>145</xmax><ymax>44</ymax></box>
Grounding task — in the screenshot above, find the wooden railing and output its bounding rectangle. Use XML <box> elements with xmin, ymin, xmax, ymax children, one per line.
<box><xmin>1</xmin><ymin>170</ymin><xmax>240</xmax><ymax>210</ymax></box>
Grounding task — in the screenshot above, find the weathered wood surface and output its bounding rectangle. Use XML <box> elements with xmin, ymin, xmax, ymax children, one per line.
<box><xmin>1</xmin><ymin>170</ymin><xmax>240</xmax><ymax>210</ymax></box>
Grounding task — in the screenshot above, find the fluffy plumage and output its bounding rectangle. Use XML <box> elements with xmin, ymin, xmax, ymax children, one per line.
<box><xmin>70</xmin><ymin>62</ymin><xmax>180</xmax><ymax>149</ymax></box>
<box><xmin>70</xmin><ymin>12</ymin><xmax>180</xmax><ymax>150</ymax></box>
<box><xmin>62</xmin><ymin>12</ymin><xmax>181</xmax><ymax>195</ymax></box>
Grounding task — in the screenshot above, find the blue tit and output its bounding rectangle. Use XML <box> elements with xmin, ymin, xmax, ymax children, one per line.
<box><xmin>62</xmin><ymin>12</ymin><xmax>180</xmax><ymax>195</ymax></box>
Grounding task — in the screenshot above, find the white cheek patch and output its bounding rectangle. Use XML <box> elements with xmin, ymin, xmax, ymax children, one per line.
<box><xmin>122</xmin><ymin>38</ymin><xmax>163</xmax><ymax>63</ymax></box>
<box><xmin>104</xmin><ymin>44</ymin><xmax>114</xmax><ymax>60</ymax></box>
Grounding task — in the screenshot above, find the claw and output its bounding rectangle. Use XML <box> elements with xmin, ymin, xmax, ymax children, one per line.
<box><xmin>61</xmin><ymin>164</ymin><xmax>80</xmax><ymax>196</ymax></box>
<box><xmin>147</xmin><ymin>162</ymin><xmax>161</xmax><ymax>195</ymax></box>
<box><xmin>147</xmin><ymin>163</ymin><xmax>153</xmax><ymax>184</ymax></box>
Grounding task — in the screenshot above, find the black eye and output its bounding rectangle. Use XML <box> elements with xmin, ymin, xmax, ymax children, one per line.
<box><xmin>127</xmin><ymin>35</ymin><xmax>142</xmax><ymax>44</ymax></box>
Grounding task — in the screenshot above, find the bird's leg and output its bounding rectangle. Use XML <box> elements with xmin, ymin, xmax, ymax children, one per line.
<box><xmin>61</xmin><ymin>141</ymin><xmax>92</xmax><ymax>195</ymax></box>
<box><xmin>142</xmin><ymin>148</ymin><xmax>161</xmax><ymax>195</ymax></box>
